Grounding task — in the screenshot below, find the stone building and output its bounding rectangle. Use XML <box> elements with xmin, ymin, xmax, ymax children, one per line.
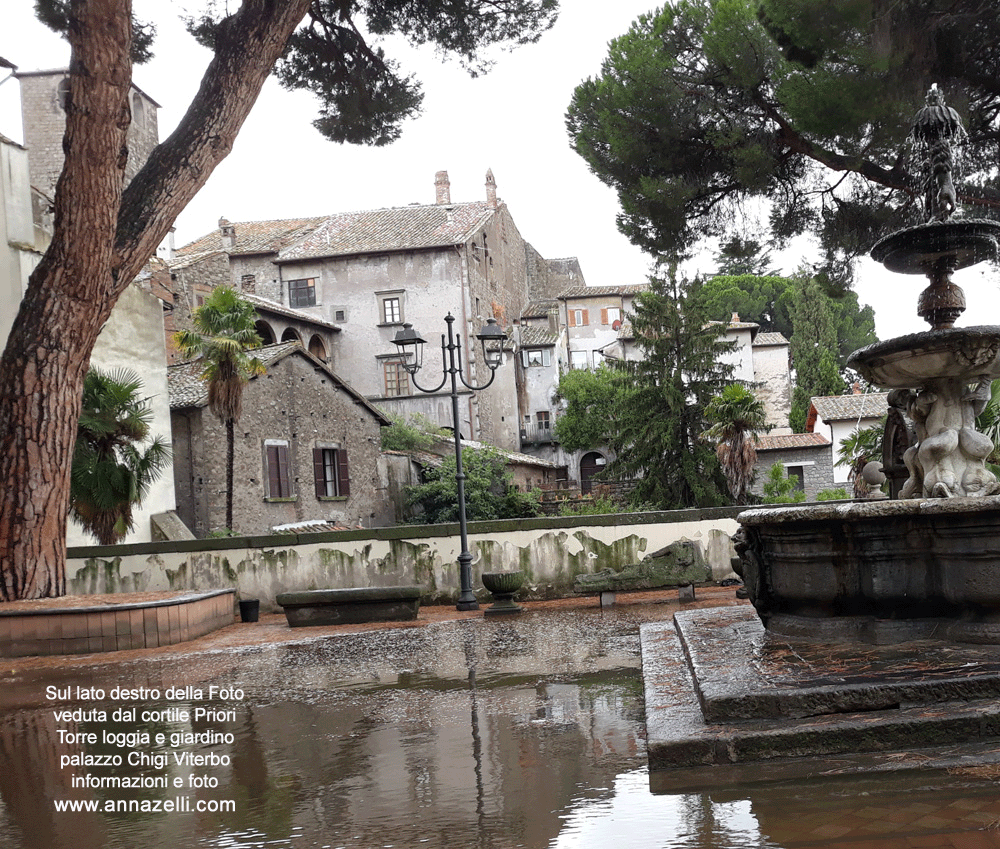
<box><xmin>807</xmin><ymin>391</ymin><xmax>889</xmax><ymax>486</ymax></box>
<box><xmin>168</xmin><ymin>341</ymin><xmax>392</xmax><ymax>536</ymax></box>
<box><xmin>171</xmin><ymin>170</ymin><xmax>580</xmax><ymax>454</ymax></box>
<box><xmin>1</xmin><ymin>70</ymin><xmax>179</xmax><ymax>545</ymax></box>
<box><xmin>750</xmin><ymin>432</ymin><xmax>833</xmax><ymax>501</ymax></box>
<box><xmin>15</xmin><ymin>68</ymin><xmax>159</xmax><ymax>198</ymax></box>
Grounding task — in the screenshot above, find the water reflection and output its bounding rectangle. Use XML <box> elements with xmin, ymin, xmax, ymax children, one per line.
<box><xmin>1</xmin><ymin>606</ymin><xmax>999</xmax><ymax>848</ymax></box>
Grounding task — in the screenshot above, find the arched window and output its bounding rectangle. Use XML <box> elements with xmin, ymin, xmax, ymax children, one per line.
<box><xmin>281</xmin><ymin>327</ymin><xmax>302</xmax><ymax>344</ymax></box>
<box><xmin>131</xmin><ymin>92</ymin><xmax>145</xmax><ymax>127</ymax></box>
<box><xmin>57</xmin><ymin>78</ymin><xmax>71</xmax><ymax>111</ymax></box>
<box><xmin>308</xmin><ymin>334</ymin><xmax>327</xmax><ymax>362</ymax></box>
<box><xmin>255</xmin><ymin>321</ymin><xmax>275</xmax><ymax>346</ymax></box>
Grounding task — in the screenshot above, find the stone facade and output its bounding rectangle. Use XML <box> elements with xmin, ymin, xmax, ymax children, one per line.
<box><xmin>808</xmin><ymin>392</ymin><xmax>889</xmax><ymax>485</ymax></box>
<box><xmin>751</xmin><ymin>432</ymin><xmax>835</xmax><ymax>501</ymax></box>
<box><xmin>751</xmin><ymin>332</ymin><xmax>793</xmax><ymax>433</ymax></box>
<box><xmin>16</xmin><ymin>69</ymin><xmax>159</xmax><ymax>197</ymax></box>
<box><xmin>169</xmin><ymin>342</ymin><xmax>392</xmax><ymax>536</ymax></box>
<box><xmin>171</xmin><ymin>171</ymin><xmax>575</xmax><ymax>454</ymax></box>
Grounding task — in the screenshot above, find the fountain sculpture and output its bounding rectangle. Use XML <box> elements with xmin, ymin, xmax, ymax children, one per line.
<box><xmin>734</xmin><ymin>86</ymin><xmax>1000</xmax><ymax>644</ymax></box>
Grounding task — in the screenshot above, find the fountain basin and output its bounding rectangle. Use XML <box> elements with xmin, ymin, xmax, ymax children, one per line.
<box><xmin>870</xmin><ymin>220</ymin><xmax>1000</xmax><ymax>274</ymax></box>
<box><xmin>735</xmin><ymin>496</ymin><xmax>1000</xmax><ymax>644</ymax></box>
<box><xmin>847</xmin><ymin>325</ymin><xmax>1000</xmax><ymax>386</ymax></box>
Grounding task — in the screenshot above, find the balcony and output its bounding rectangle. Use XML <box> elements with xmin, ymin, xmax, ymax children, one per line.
<box><xmin>520</xmin><ymin>422</ymin><xmax>556</xmax><ymax>446</ymax></box>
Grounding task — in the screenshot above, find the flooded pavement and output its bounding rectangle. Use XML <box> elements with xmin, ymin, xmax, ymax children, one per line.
<box><xmin>1</xmin><ymin>591</ymin><xmax>1000</xmax><ymax>848</ymax></box>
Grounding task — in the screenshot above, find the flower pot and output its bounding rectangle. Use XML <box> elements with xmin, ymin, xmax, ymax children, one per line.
<box><xmin>238</xmin><ymin>599</ymin><xmax>260</xmax><ymax>623</ymax></box>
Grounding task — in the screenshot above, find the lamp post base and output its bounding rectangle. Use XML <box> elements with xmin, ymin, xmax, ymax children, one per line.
<box><xmin>456</xmin><ymin>599</ymin><xmax>480</xmax><ymax>611</ymax></box>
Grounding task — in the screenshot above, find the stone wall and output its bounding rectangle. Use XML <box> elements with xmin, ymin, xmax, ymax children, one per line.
<box><xmin>171</xmin><ymin>349</ymin><xmax>390</xmax><ymax>536</ymax></box>
<box><xmin>752</xmin><ymin>446</ymin><xmax>835</xmax><ymax>501</ymax></box>
<box><xmin>66</xmin><ymin>508</ymin><xmax>744</xmax><ymax>611</ymax></box>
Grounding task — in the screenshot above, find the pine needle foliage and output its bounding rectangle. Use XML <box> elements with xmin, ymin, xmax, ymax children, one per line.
<box><xmin>70</xmin><ymin>367</ymin><xmax>170</xmax><ymax>545</ymax></box>
<box><xmin>603</xmin><ymin>268</ymin><xmax>735</xmax><ymax>510</ymax></box>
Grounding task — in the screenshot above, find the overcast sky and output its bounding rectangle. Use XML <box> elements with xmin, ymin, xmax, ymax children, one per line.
<box><xmin>3</xmin><ymin>1</ymin><xmax>997</xmax><ymax>342</ymax></box>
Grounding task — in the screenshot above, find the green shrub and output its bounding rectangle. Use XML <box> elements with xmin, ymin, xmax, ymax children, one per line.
<box><xmin>816</xmin><ymin>488</ymin><xmax>849</xmax><ymax>501</ymax></box>
<box><xmin>762</xmin><ymin>463</ymin><xmax>806</xmax><ymax>504</ymax></box>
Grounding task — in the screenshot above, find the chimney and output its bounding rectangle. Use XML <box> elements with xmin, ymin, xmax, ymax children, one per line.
<box><xmin>435</xmin><ymin>171</ymin><xmax>451</xmax><ymax>204</ymax></box>
<box><xmin>219</xmin><ymin>217</ymin><xmax>236</xmax><ymax>250</ymax></box>
<box><xmin>485</xmin><ymin>168</ymin><xmax>497</xmax><ymax>208</ymax></box>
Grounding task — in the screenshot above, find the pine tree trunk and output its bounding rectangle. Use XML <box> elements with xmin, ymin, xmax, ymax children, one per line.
<box><xmin>0</xmin><ymin>0</ymin><xmax>312</xmax><ymax>599</ymax></box>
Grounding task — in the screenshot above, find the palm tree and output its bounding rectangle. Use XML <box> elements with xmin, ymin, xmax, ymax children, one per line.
<box><xmin>71</xmin><ymin>367</ymin><xmax>171</xmax><ymax>545</ymax></box>
<box><xmin>174</xmin><ymin>286</ymin><xmax>265</xmax><ymax>532</ymax></box>
<box><xmin>704</xmin><ymin>383</ymin><xmax>770</xmax><ymax>504</ymax></box>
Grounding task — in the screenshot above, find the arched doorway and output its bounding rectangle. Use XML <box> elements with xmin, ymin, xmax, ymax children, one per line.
<box><xmin>308</xmin><ymin>334</ymin><xmax>327</xmax><ymax>362</ymax></box>
<box><xmin>281</xmin><ymin>327</ymin><xmax>302</xmax><ymax>344</ymax></box>
<box><xmin>580</xmin><ymin>452</ymin><xmax>606</xmax><ymax>494</ymax></box>
<box><xmin>255</xmin><ymin>321</ymin><xmax>276</xmax><ymax>345</ymax></box>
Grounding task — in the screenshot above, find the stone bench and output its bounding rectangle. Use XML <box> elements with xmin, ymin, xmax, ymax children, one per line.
<box><xmin>275</xmin><ymin>586</ymin><xmax>422</xmax><ymax>627</ymax></box>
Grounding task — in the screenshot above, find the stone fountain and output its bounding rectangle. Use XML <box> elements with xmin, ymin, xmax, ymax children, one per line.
<box><xmin>733</xmin><ymin>85</ymin><xmax>1000</xmax><ymax>645</ymax></box>
<box><xmin>640</xmin><ymin>89</ymin><xmax>1000</xmax><ymax>787</ymax></box>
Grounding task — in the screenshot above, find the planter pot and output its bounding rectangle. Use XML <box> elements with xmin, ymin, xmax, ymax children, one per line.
<box><xmin>482</xmin><ymin>572</ymin><xmax>525</xmax><ymax>616</ymax></box>
<box><xmin>238</xmin><ymin>599</ymin><xmax>260</xmax><ymax>623</ymax></box>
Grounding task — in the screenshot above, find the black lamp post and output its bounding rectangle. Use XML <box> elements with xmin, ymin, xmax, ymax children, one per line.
<box><xmin>392</xmin><ymin>313</ymin><xmax>506</xmax><ymax>610</ymax></box>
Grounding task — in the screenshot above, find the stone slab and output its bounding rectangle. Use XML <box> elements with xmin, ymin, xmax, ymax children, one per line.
<box><xmin>675</xmin><ymin>606</ymin><xmax>1000</xmax><ymax>722</ymax></box>
<box><xmin>276</xmin><ymin>586</ymin><xmax>421</xmax><ymax>627</ymax></box>
<box><xmin>641</xmin><ymin>607</ymin><xmax>1000</xmax><ymax>788</ymax></box>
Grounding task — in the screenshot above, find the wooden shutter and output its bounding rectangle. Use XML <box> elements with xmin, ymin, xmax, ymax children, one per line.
<box><xmin>337</xmin><ymin>450</ymin><xmax>351</xmax><ymax>497</ymax></box>
<box><xmin>267</xmin><ymin>444</ymin><xmax>290</xmax><ymax>498</ymax></box>
<box><xmin>568</xmin><ymin>309</ymin><xmax>576</xmax><ymax>327</ymax></box>
<box><xmin>601</xmin><ymin>308</ymin><xmax>608</xmax><ymax>325</ymax></box>
<box><xmin>581</xmin><ymin>309</ymin><xmax>589</xmax><ymax>326</ymax></box>
<box><xmin>313</xmin><ymin>448</ymin><xmax>325</xmax><ymax>498</ymax></box>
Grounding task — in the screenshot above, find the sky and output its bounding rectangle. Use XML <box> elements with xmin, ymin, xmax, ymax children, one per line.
<box><xmin>2</xmin><ymin>0</ymin><xmax>998</xmax><ymax>343</ymax></box>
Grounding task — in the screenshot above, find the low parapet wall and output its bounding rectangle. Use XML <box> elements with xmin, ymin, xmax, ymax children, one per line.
<box><xmin>67</xmin><ymin>508</ymin><xmax>743</xmax><ymax>612</ymax></box>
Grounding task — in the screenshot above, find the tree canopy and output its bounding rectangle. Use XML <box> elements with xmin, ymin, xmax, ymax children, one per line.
<box><xmin>690</xmin><ymin>273</ymin><xmax>878</xmax><ymax>367</ymax></box>
<box><xmin>566</xmin><ymin>0</ymin><xmax>1000</xmax><ymax>288</ymax></box>
<box><xmin>0</xmin><ymin>0</ymin><xmax>559</xmax><ymax>599</ymax></box>
<box><xmin>600</xmin><ymin>269</ymin><xmax>734</xmax><ymax>510</ymax></box>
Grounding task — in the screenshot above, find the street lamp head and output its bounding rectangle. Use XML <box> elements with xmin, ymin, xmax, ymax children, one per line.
<box><xmin>476</xmin><ymin>318</ymin><xmax>506</xmax><ymax>371</ymax></box>
<box><xmin>392</xmin><ymin>323</ymin><xmax>427</xmax><ymax>374</ymax></box>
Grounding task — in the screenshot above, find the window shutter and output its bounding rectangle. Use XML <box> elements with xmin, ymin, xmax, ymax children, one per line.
<box><xmin>581</xmin><ymin>309</ymin><xmax>589</xmax><ymax>326</ymax></box>
<box><xmin>568</xmin><ymin>309</ymin><xmax>576</xmax><ymax>327</ymax></box>
<box><xmin>266</xmin><ymin>445</ymin><xmax>281</xmax><ymax>497</ymax></box>
<box><xmin>337</xmin><ymin>450</ymin><xmax>351</xmax><ymax>497</ymax></box>
<box><xmin>601</xmin><ymin>308</ymin><xmax>608</xmax><ymax>325</ymax></box>
<box><xmin>542</xmin><ymin>348</ymin><xmax>551</xmax><ymax>367</ymax></box>
<box><xmin>313</xmin><ymin>448</ymin><xmax>325</xmax><ymax>498</ymax></box>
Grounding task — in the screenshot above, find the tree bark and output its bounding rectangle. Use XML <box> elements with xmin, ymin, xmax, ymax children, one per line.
<box><xmin>0</xmin><ymin>0</ymin><xmax>312</xmax><ymax>598</ymax></box>
<box><xmin>226</xmin><ymin>417</ymin><xmax>235</xmax><ymax>532</ymax></box>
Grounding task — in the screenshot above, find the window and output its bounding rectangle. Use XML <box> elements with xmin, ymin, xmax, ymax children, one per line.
<box><xmin>787</xmin><ymin>465</ymin><xmax>805</xmax><ymax>492</ymax></box>
<box><xmin>570</xmin><ymin>350</ymin><xmax>589</xmax><ymax>370</ymax></box>
<box><xmin>131</xmin><ymin>92</ymin><xmax>145</xmax><ymax>126</ymax></box>
<box><xmin>536</xmin><ymin>411</ymin><xmax>550</xmax><ymax>431</ymax></box>
<box><xmin>602</xmin><ymin>307</ymin><xmax>621</xmax><ymax>325</ymax></box>
<box><xmin>288</xmin><ymin>278</ymin><xmax>316</xmax><ymax>308</ymax></box>
<box><xmin>334</xmin><ymin>309</ymin><xmax>346</xmax><ymax>322</ymax></box>
<box><xmin>383</xmin><ymin>360</ymin><xmax>410</xmax><ymax>396</ymax></box>
<box><xmin>568</xmin><ymin>308</ymin><xmax>589</xmax><ymax>327</ymax></box>
<box><xmin>521</xmin><ymin>348</ymin><xmax>552</xmax><ymax>368</ymax></box>
<box><xmin>314</xmin><ymin>447</ymin><xmax>350</xmax><ymax>498</ymax></box>
<box><xmin>264</xmin><ymin>441</ymin><xmax>293</xmax><ymax>499</ymax></box>
<box><xmin>240</xmin><ymin>274</ymin><xmax>256</xmax><ymax>294</ymax></box>
<box><xmin>382</xmin><ymin>297</ymin><xmax>401</xmax><ymax>324</ymax></box>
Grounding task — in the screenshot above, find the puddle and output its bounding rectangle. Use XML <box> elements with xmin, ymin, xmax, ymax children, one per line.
<box><xmin>1</xmin><ymin>607</ymin><xmax>998</xmax><ymax>848</ymax></box>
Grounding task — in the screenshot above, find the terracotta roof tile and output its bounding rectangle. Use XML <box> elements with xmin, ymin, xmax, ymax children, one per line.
<box><xmin>277</xmin><ymin>202</ymin><xmax>494</xmax><ymax>261</ymax></box>
<box><xmin>242</xmin><ymin>292</ymin><xmax>341</xmax><ymax>331</ymax></box>
<box><xmin>519</xmin><ymin>326</ymin><xmax>558</xmax><ymax>347</ymax></box>
<box><xmin>753</xmin><ymin>332</ymin><xmax>789</xmax><ymax>346</ymax></box>
<box><xmin>521</xmin><ymin>299</ymin><xmax>557</xmax><ymax>318</ymax></box>
<box><xmin>558</xmin><ymin>285</ymin><xmax>648</xmax><ymax>300</ymax></box>
<box><xmin>755</xmin><ymin>432</ymin><xmax>831</xmax><ymax>450</ymax></box>
<box><xmin>810</xmin><ymin>392</ymin><xmax>888</xmax><ymax>423</ymax></box>
<box><xmin>176</xmin><ymin>217</ymin><xmax>329</xmax><ymax>257</ymax></box>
